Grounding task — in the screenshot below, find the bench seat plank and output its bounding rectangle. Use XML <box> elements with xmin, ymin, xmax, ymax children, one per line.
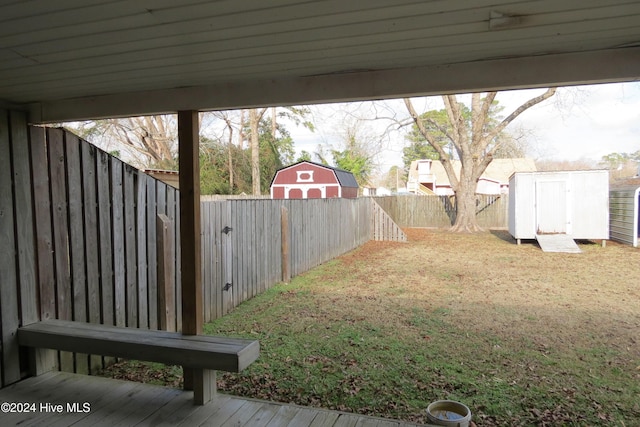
<box><xmin>18</xmin><ymin>319</ymin><xmax>259</xmax><ymax>372</ymax></box>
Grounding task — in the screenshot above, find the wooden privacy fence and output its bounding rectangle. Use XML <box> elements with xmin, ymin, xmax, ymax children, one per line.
<box><xmin>0</xmin><ymin>115</ymin><xmax>182</xmax><ymax>386</ymax></box>
<box><xmin>1</xmin><ymin>117</ymin><xmax>379</xmax><ymax>385</ymax></box>
<box><xmin>200</xmin><ymin>197</ymin><xmax>372</xmax><ymax>322</ymax></box>
<box><xmin>373</xmin><ymin>194</ymin><xmax>508</xmax><ymax>229</ymax></box>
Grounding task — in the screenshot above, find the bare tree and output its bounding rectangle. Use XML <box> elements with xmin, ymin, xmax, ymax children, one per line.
<box><xmin>404</xmin><ymin>89</ymin><xmax>557</xmax><ymax>232</ymax></box>
<box><xmin>208</xmin><ymin>110</ymin><xmax>240</xmax><ymax>191</ymax></box>
<box><xmin>248</xmin><ymin>108</ymin><xmax>268</xmax><ymax>195</ymax></box>
<box><xmin>100</xmin><ymin>115</ymin><xmax>178</xmax><ymax>168</ymax></box>
<box><xmin>62</xmin><ymin>115</ymin><xmax>184</xmax><ymax>169</ymax></box>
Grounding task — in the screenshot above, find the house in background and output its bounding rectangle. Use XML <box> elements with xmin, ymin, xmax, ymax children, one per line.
<box><xmin>270</xmin><ymin>161</ymin><xmax>359</xmax><ymax>199</ymax></box>
<box><xmin>362</xmin><ymin>187</ymin><xmax>393</xmax><ymax>196</ymax></box>
<box><xmin>407</xmin><ymin>158</ymin><xmax>537</xmax><ymax>195</ymax></box>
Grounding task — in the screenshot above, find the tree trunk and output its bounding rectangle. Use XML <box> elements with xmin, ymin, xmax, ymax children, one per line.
<box><xmin>249</xmin><ymin>109</ymin><xmax>261</xmax><ymax>196</ymax></box>
<box><xmin>450</xmin><ymin>173</ymin><xmax>482</xmax><ymax>233</ymax></box>
<box><xmin>227</xmin><ymin>125</ymin><xmax>234</xmax><ymax>192</ymax></box>
<box><xmin>271</xmin><ymin>107</ymin><xmax>277</xmax><ymax>139</ymax></box>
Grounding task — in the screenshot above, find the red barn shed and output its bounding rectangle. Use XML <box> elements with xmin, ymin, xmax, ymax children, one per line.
<box><xmin>270</xmin><ymin>161</ymin><xmax>359</xmax><ymax>199</ymax></box>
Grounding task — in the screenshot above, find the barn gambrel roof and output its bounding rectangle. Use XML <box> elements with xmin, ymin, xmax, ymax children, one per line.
<box><xmin>271</xmin><ymin>161</ymin><xmax>359</xmax><ymax>188</ymax></box>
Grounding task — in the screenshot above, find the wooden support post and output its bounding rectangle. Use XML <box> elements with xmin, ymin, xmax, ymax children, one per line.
<box><xmin>178</xmin><ymin>110</ymin><xmax>215</xmax><ymax>404</ymax></box>
<box><xmin>157</xmin><ymin>214</ymin><xmax>176</xmax><ymax>332</ymax></box>
<box><xmin>192</xmin><ymin>369</ymin><xmax>216</xmax><ymax>405</ymax></box>
<box><xmin>178</xmin><ymin>110</ymin><xmax>202</xmax><ymax>336</ymax></box>
<box><xmin>281</xmin><ymin>206</ymin><xmax>290</xmax><ymax>283</ymax></box>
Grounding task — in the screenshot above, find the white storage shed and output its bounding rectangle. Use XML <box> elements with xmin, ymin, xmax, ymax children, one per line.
<box><xmin>609</xmin><ymin>185</ymin><xmax>640</xmax><ymax>247</ymax></box>
<box><xmin>508</xmin><ymin>171</ymin><xmax>609</xmax><ymax>247</ymax></box>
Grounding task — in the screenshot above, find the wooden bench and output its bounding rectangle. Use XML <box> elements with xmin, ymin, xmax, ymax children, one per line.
<box><xmin>18</xmin><ymin>319</ymin><xmax>259</xmax><ymax>403</ymax></box>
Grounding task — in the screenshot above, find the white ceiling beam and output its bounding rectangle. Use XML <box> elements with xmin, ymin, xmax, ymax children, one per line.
<box><xmin>29</xmin><ymin>47</ymin><xmax>640</xmax><ymax>123</ymax></box>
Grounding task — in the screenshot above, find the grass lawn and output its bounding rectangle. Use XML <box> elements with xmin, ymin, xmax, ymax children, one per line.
<box><xmin>101</xmin><ymin>229</ymin><xmax>640</xmax><ymax>426</ymax></box>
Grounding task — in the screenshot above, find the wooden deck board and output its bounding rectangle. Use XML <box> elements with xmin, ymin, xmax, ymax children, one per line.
<box><xmin>334</xmin><ymin>413</ymin><xmax>362</xmax><ymax>427</ymax></box>
<box><xmin>310</xmin><ymin>411</ymin><xmax>341</xmax><ymax>427</ymax></box>
<box><xmin>136</xmin><ymin>390</ymin><xmax>197</xmax><ymax>426</ymax></box>
<box><xmin>0</xmin><ymin>372</ymin><xmax>431</xmax><ymax>427</ymax></box>
<box><xmin>265</xmin><ymin>405</ymin><xmax>303</xmax><ymax>426</ymax></box>
<box><xmin>219</xmin><ymin>399</ymin><xmax>264</xmax><ymax>426</ymax></box>
<box><xmin>194</xmin><ymin>396</ymin><xmax>245</xmax><ymax>427</ymax></box>
<box><xmin>281</xmin><ymin>406</ymin><xmax>320</xmax><ymax>426</ymax></box>
<box><xmin>46</xmin><ymin>380</ymin><xmax>141</xmax><ymax>427</ymax></box>
<box><xmin>244</xmin><ymin>401</ymin><xmax>283</xmax><ymax>426</ymax></box>
<box><xmin>91</xmin><ymin>386</ymin><xmax>179</xmax><ymax>426</ymax></box>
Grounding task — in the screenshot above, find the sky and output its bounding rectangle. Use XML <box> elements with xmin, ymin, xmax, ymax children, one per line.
<box><xmin>286</xmin><ymin>81</ymin><xmax>640</xmax><ymax>173</ymax></box>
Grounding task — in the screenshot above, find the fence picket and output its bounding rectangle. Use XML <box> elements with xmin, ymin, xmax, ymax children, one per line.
<box><xmin>111</xmin><ymin>160</ymin><xmax>126</xmax><ymax>329</ymax></box>
<box><xmin>65</xmin><ymin>133</ymin><xmax>90</xmax><ymax>375</ymax></box>
<box><xmin>81</xmin><ymin>141</ymin><xmax>103</xmax><ymax>373</ymax></box>
<box><xmin>123</xmin><ymin>165</ymin><xmax>137</xmax><ymax>329</ymax></box>
<box><xmin>30</xmin><ymin>127</ymin><xmax>56</xmax><ymax>324</ymax></box>
<box><xmin>0</xmin><ymin>110</ymin><xmax>21</xmax><ymax>385</ymax></box>
<box><xmin>11</xmin><ymin>111</ymin><xmax>38</xmax><ymax>329</ymax></box>
<box><xmin>146</xmin><ymin>178</ymin><xmax>158</xmax><ymax>330</ymax></box>
<box><xmin>96</xmin><ymin>149</ymin><xmax>115</xmax><ymax>366</ymax></box>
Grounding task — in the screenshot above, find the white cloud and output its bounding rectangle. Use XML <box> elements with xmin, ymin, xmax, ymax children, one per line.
<box><xmin>510</xmin><ymin>83</ymin><xmax>640</xmax><ymax>161</ymax></box>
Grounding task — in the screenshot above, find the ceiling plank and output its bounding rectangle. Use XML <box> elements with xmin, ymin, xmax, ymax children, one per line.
<box><xmin>3</xmin><ymin>10</ymin><xmax>638</xmax><ymax>86</ymax></box>
<box><xmin>4</xmin><ymin>0</ymin><xmax>622</xmax><ymax>59</ymax></box>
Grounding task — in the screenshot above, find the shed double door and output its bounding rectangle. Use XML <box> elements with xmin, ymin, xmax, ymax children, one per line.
<box><xmin>536</xmin><ymin>180</ymin><xmax>568</xmax><ymax>234</ymax></box>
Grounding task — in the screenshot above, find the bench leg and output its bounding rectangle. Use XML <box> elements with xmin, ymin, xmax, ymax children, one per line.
<box><xmin>27</xmin><ymin>348</ymin><xmax>58</xmax><ymax>376</ymax></box>
<box><xmin>184</xmin><ymin>367</ymin><xmax>216</xmax><ymax>405</ymax></box>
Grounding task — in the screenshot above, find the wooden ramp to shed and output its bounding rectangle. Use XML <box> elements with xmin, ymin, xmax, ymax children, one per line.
<box><xmin>535</xmin><ymin>234</ymin><xmax>582</xmax><ymax>253</ymax></box>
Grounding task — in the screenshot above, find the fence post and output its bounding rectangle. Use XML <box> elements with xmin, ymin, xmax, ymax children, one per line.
<box><xmin>157</xmin><ymin>214</ymin><xmax>176</xmax><ymax>332</ymax></box>
<box><xmin>281</xmin><ymin>206</ymin><xmax>290</xmax><ymax>283</ymax></box>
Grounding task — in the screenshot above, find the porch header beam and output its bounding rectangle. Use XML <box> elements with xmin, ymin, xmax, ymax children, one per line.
<box><xmin>29</xmin><ymin>47</ymin><xmax>640</xmax><ymax>123</ymax></box>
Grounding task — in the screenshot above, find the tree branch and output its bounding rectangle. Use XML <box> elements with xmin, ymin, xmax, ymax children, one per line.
<box><xmin>404</xmin><ymin>98</ymin><xmax>459</xmax><ymax>190</ymax></box>
<box><xmin>489</xmin><ymin>88</ymin><xmax>557</xmax><ymax>143</ymax></box>
<box><xmin>471</xmin><ymin>92</ymin><xmax>497</xmax><ymax>147</ymax></box>
<box><xmin>404</xmin><ymin>99</ymin><xmax>449</xmax><ymax>160</ymax></box>
<box><xmin>443</xmin><ymin>95</ymin><xmax>465</xmax><ymax>158</ymax></box>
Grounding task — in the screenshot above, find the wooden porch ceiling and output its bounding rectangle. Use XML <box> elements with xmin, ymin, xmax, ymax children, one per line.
<box><xmin>0</xmin><ymin>0</ymin><xmax>638</xmax><ymax>122</ymax></box>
